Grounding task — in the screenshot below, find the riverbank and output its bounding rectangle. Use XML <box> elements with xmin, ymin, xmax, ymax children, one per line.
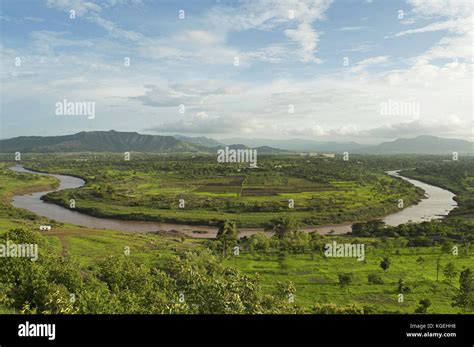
<box><xmin>9</xmin><ymin>165</ymin><xmax>458</xmax><ymax>238</ymax></box>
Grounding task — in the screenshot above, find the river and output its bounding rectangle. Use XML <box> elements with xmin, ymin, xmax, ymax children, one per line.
<box><xmin>9</xmin><ymin>165</ymin><xmax>458</xmax><ymax>238</ymax></box>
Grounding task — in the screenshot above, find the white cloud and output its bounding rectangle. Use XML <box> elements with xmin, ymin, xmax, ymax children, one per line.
<box><xmin>207</xmin><ymin>0</ymin><xmax>333</xmax><ymax>63</ymax></box>
<box><xmin>364</xmin><ymin>118</ymin><xmax>472</xmax><ymax>139</ymax></box>
<box><xmin>342</xmin><ymin>42</ymin><xmax>376</xmax><ymax>53</ymax></box>
<box><xmin>392</xmin><ymin>0</ymin><xmax>473</xmax><ymax>65</ymax></box>
<box><xmin>337</xmin><ymin>26</ymin><xmax>367</xmax><ymax>31</ymax></box>
<box><xmin>2</xmin><ymin>0</ymin><xmax>472</xmax><ymax>142</ymax></box>
<box><xmin>350</xmin><ymin>56</ymin><xmax>389</xmax><ymax>73</ymax></box>
<box><xmin>87</xmin><ymin>14</ymin><xmax>145</xmax><ymax>41</ymax></box>
<box><xmin>138</xmin><ymin>56</ymin><xmax>471</xmax><ymax>141</ymax></box>
<box><xmin>394</xmin><ymin>17</ymin><xmax>471</xmax><ymax>37</ymax></box>
<box><xmin>148</xmin><ymin>114</ymin><xmax>268</xmax><ymax>135</ymax></box>
<box><xmin>285</xmin><ymin>22</ymin><xmax>322</xmax><ymax>63</ymax></box>
<box><xmin>130</xmin><ymin>81</ymin><xmax>247</xmax><ymax>108</ymax></box>
<box><xmin>175</xmin><ymin>31</ymin><xmax>223</xmax><ymax>46</ymax></box>
<box><xmin>46</xmin><ymin>0</ymin><xmax>102</xmax><ymax>16</ymax></box>
<box><xmin>408</xmin><ymin>0</ymin><xmax>473</xmax><ymax>18</ymax></box>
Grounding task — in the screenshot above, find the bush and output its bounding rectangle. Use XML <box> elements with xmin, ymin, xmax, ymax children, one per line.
<box><xmin>338</xmin><ymin>273</ymin><xmax>353</xmax><ymax>288</ymax></box>
<box><xmin>0</xmin><ymin>229</ymin><xmax>303</xmax><ymax>314</ymax></box>
<box><xmin>368</xmin><ymin>274</ymin><xmax>384</xmax><ymax>284</ymax></box>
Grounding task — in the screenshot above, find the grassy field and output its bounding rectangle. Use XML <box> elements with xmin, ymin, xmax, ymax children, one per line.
<box><xmin>0</xmin><ymin>160</ymin><xmax>203</xmax><ymax>269</ymax></box>
<box><xmin>0</xmin><ymin>162</ymin><xmax>58</xmax><ymax>231</ymax></box>
<box><xmin>223</xmin><ymin>236</ymin><xmax>473</xmax><ymax>313</ymax></box>
<box><xmin>0</xmin><ymin>154</ymin><xmax>472</xmax><ymax>314</ymax></box>
<box><xmin>12</xmin><ymin>153</ymin><xmax>424</xmax><ymax>227</ymax></box>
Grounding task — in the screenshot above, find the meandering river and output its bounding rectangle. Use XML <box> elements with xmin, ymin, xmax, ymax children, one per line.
<box><xmin>9</xmin><ymin>165</ymin><xmax>457</xmax><ymax>238</ymax></box>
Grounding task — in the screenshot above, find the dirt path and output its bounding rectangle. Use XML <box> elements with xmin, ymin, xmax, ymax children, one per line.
<box><xmin>42</xmin><ymin>228</ymin><xmax>100</xmax><ymax>256</ymax></box>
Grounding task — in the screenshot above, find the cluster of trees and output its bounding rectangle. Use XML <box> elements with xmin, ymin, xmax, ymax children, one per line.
<box><xmin>351</xmin><ymin>219</ymin><xmax>474</xmax><ymax>245</ymax></box>
<box><xmin>2</xmin><ymin>223</ymin><xmax>472</xmax><ymax>314</ymax></box>
<box><xmin>207</xmin><ymin>215</ymin><xmax>474</xmax><ymax>313</ymax></box>
<box><xmin>0</xmin><ymin>229</ymin><xmax>300</xmax><ymax>314</ymax></box>
<box><xmin>208</xmin><ymin>215</ymin><xmax>328</xmax><ymax>257</ymax></box>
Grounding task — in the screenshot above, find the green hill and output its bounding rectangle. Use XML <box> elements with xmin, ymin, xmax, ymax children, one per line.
<box><xmin>0</xmin><ymin>130</ymin><xmax>205</xmax><ymax>153</ymax></box>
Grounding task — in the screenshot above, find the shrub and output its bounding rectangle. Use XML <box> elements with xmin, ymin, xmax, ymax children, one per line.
<box><xmin>368</xmin><ymin>274</ymin><xmax>384</xmax><ymax>284</ymax></box>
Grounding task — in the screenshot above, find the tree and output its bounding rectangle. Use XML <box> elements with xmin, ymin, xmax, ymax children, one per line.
<box><xmin>441</xmin><ymin>240</ymin><xmax>454</xmax><ymax>254</ymax></box>
<box><xmin>380</xmin><ymin>257</ymin><xmax>391</xmax><ymax>272</ymax></box>
<box><xmin>275</xmin><ymin>281</ymin><xmax>296</xmax><ymax>303</ymax></box>
<box><xmin>338</xmin><ymin>273</ymin><xmax>353</xmax><ymax>289</ymax></box>
<box><xmin>397</xmin><ymin>279</ymin><xmax>411</xmax><ymax>293</ymax></box>
<box><xmin>452</xmin><ymin>267</ymin><xmax>474</xmax><ymax>313</ymax></box>
<box><xmin>415</xmin><ymin>299</ymin><xmax>431</xmax><ymax>314</ymax></box>
<box><xmin>443</xmin><ymin>262</ymin><xmax>457</xmax><ymax>284</ymax></box>
<box><xmin>380</xmin><ymin>238</ymin><xmax>395</xmax><ymax>256</ymax></box>
<box><xmin>216</xmin><ymin>220</ymin><xmax>239</xmax><ymax>257</ymax></box>
<box><xmin>416</xmin><ymin>256</ymin><xmax>425</xmax><ymax>269</ymax></box>
<box><xmin>368</xmin><ymin>274</ymin><xmax>384</xmax><ymax>285</ymax></box>
<box><xmin>267</xmin><ymin>215</ymin><xmax>299</xmax><ymax>239</ymax></box>
<box><xmin>351</xmin><ymin>222</ymin><xmax>367</xmax><ymax>236</ymax></box>
<box><xmin>1</xmin><ymin>228</ymin><xmax>302</xmax><ymax>314</ymax></box>
<box><xmin>366</xmin><ymin>219</ymin><xmax>385</xmax><ymax>233</ymax></box>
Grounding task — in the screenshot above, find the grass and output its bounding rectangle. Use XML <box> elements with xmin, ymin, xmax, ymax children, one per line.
<box><xmin>223</xmin><ymin>238</ymin><xmax>473</xmax><ymax>313</ymax></box>
<box><xmin>0</xmin><ymin>154</ymin><xmax>472</xmax><ymax>314</ymax></box>
<box><xmin>0</xmin><ymin>160</ymin><xmax>204</xmax><ymax>270</ymax></box>
<box><xmin>17</xmin><ymin>154</ymin><xmax>424</xmax><ymax>227</ymax></box>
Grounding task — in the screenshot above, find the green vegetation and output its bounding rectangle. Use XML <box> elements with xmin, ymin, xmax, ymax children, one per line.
<box><xmin>15</xmin><ymin>153</ymin><xmax>424</xmax><ymax>227</ymax></box>
<box><xmin>215</xmin><ymin>227</ymin><xmax>473</xmax><ymax>313</ymax></box>
<box><xmin>401</xmin><ymin>160</ymin><xmax>474</xmax><ymax>218</ymax></box>
<box><xmin>0</xmin><ymin>162</ymin><xmax>58</xmax><ymax>231</ymax></box>
<box><xmin>0</xmin><ymin>153</ymin><xmax>472</xmax><ymax>314</ymax></box>
<box><xmin>0</xmin><ymin>229</ymin><xmax>299</xmax><ymax>314</ymax></box>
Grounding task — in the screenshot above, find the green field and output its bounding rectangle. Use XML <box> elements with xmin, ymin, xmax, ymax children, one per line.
<box><xmin>17</xmin><ymin>153</ymin><xmax>424</xmax><ymax>227</ymax></box>
<box><xmin>224</xmin><ymin>237</ymin><xmax>473</xmax><ymax>313</ymax></box>
<box><xmin>0</xmin><ymin>154</ymin><xmax>472</xmax><ymax>314</ymax></box>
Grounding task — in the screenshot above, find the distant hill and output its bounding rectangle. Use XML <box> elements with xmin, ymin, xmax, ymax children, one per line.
<box><xmin>1</xmin><ymin>131</ymin><xmax>471</xmax><ymax>155</ymax></box>
<box><xmin>0</xmin><ymin>130</ymin><xmax>206</xmax><ymax>153</ymax></box>
<box><xmin>0</xmin><ymin>131</ymin><xmax>288</xmax><ymax>154</ymax></box>
<box><xmin>221</xmin><ymin>137</ymin><xmax>368</xmax><ymax>152</ymax></box>
<box><xmin>220</xmin><ymin>135</ymin><xmax>473</xmax><ymax>155</ymax></box>
<box><xmin>361</xmin><ymin>135</ymin><xmax>473</xmax><ymax>155</ymax></box>
<box><xmin>173</xmin><ymin>134</ymin><xmax>223</xmax><ymax>148</ymax></box>
<box><xmin>214</xmin><ymin>143</ymin><xmax>292</xmax><ymax>154</ymax></box>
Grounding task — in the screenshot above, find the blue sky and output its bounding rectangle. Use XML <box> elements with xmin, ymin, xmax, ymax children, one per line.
<box><xmin>1</xmin><ymin>0</ymin><xmax>472</xmax><ymax>143</ymax></box>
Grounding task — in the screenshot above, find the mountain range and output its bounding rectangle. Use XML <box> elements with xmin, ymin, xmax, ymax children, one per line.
<box><xmin>0</xmin><ymin>130</ymin><xmax>202</xmax><ymax>153</ymax></box>
<box><xmin>0</xmin><ymin>131</ymin><xmax>286</xmax><ymax>154</ymax></box>
<box><xmin>220</xmin><ymin>135</ymin><xmax>473</xmax><ymax>155</ymax></box>
<box><xmin>0</xmin><ymin>131</ymin><xmax>472</xmax><ymax>155</ymax></box>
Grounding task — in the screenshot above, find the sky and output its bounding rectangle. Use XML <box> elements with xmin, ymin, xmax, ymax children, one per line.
<box><xmin>0</xmin><ymin>0</ymin><xmax>473</xmax><ymax>143</ymax></box>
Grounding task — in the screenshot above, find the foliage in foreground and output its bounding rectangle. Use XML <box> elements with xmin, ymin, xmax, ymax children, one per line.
<box><xmin>0</xmin><ymin>229</ymin><xmax>301</xmax><ymax>314</ymax></box>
